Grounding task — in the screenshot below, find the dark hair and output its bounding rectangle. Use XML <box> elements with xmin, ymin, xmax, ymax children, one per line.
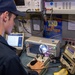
<box><xmin>8</xmin><ymin>12</ymin><xmax>12</xmax><ymax>19</ymax></box>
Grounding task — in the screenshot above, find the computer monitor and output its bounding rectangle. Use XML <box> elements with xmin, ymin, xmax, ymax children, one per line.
<box><xmin>6</xmin><ymin>33</ymin><xmax>24</xmax><ymax>50</ymax></box>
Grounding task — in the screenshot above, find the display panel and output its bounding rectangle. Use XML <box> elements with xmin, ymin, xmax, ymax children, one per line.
<box><xmin>67</xmin><ymin>47</ymin><xmax>74</xmax><ymax>54</ymax></box>
<box><xmin>14</xmin><ymin>0</ymin><xmax>25</xmax><ymax>6</ymax></box>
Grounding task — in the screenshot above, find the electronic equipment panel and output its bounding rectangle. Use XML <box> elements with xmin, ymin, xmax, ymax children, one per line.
<box><xmin>14</xmin><ymin>0</ymin><xmax>43</xmax><ymax>12</ymax></box>
<box><xmin>60</xmin><ymin>53</ymin><xmax>75</xmax><ymax>74</ymax></box>
<box><xmin>64</xmin><ymin>44</ymin><xmax>75</xmax><ymax>61</ymax></box>
<box><xmin>44</xmin><ymin>0</ymin><xmax>75</xmax><ymax>14</ymax></box>
<box><xmin>25</xmin><ymin>36</ymin><xmax>60</xmax><ymax>57</ymax></box>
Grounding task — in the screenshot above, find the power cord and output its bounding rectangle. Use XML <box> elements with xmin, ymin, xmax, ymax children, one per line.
<box><xmin>18</xmin><ymin>19</ymin><xmax>32</xmax><ymax>34</ymax></box>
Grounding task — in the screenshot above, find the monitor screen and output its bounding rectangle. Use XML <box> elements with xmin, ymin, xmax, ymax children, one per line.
<box><xmin>29</xmin><ymin>43</ymin><xmax>41</xmax><ymax>54</ymax></box>
<box><xmin>67</xmin><ymin>47</ymin><xmax>74</xmax><ymax>54</ymax></box>
<box><xmin>6</xmin><ymin>33</ymin><xmax>24</xmax><ymax>50</ymax></box>
<box><xmin>14</xmin><ymin>0</ymin><xmax>25</xmax><ymax>6</ymax></box>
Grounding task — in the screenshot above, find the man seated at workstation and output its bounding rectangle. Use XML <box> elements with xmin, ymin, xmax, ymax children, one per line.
<box><xmin>0</xmin><ymin>0</ymin><xmax>28</xmax><ymax>75</ymax></box>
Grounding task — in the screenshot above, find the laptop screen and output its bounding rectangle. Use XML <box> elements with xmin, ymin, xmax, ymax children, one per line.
<box><xmin>6</xmin><ymin>33</ymin><xmax>24</xmax><ymax>50</ymax></box>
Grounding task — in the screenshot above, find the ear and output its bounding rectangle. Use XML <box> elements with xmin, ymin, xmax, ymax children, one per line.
<box><xmin>1</xmin><ymin>11</ymin><xmax>9</xmax><ymax>22</ymax></box>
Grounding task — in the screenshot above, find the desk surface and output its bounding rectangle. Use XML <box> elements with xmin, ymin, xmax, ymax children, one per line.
<box><xmin>20</xmin><ymin>51</ymin><xmax>60</xmax><ymax>75</ymax></box>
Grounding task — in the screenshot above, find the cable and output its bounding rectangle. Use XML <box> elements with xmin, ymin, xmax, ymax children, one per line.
<box><xmin>22</xmin><ymin>22</ymin><xmax>32</xmax><ymax>34</ymax></box>
<box><xmin>44</xmin><ymin>7</ymin><xmax>75</xmax><ymax>23</ymax></box>
<box><xmin>47</xmin><ymin>15</ymin><xmax>75</xmax><ymax>24</ymax></box>
<box><xmin>19</xmin><ymin>19</ymin><xmax>44</xmax><ymax>35</ymax></box>
<box><xmin>26</xmin><ymin>9</ymin><xmax>31</xmax><ymax>13</ymax></box>
<box><xmin>50</xmin><ymin>8</ymin><xmax>53</xmax><ymax>21</ymax></box>
<box><xmin>18</xmin><ymin>19</ymin><xmax>32</xmax><ymax>34</ymax></box>
<box><xmin>53</xmin><ymin>17</ymin><xmax>75</xmax><ymax>23</ymax></box>
<box><xmin>23</xmin><ymin>65</ymin><xmax>62</xmax><ymax>70</ymax></box>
